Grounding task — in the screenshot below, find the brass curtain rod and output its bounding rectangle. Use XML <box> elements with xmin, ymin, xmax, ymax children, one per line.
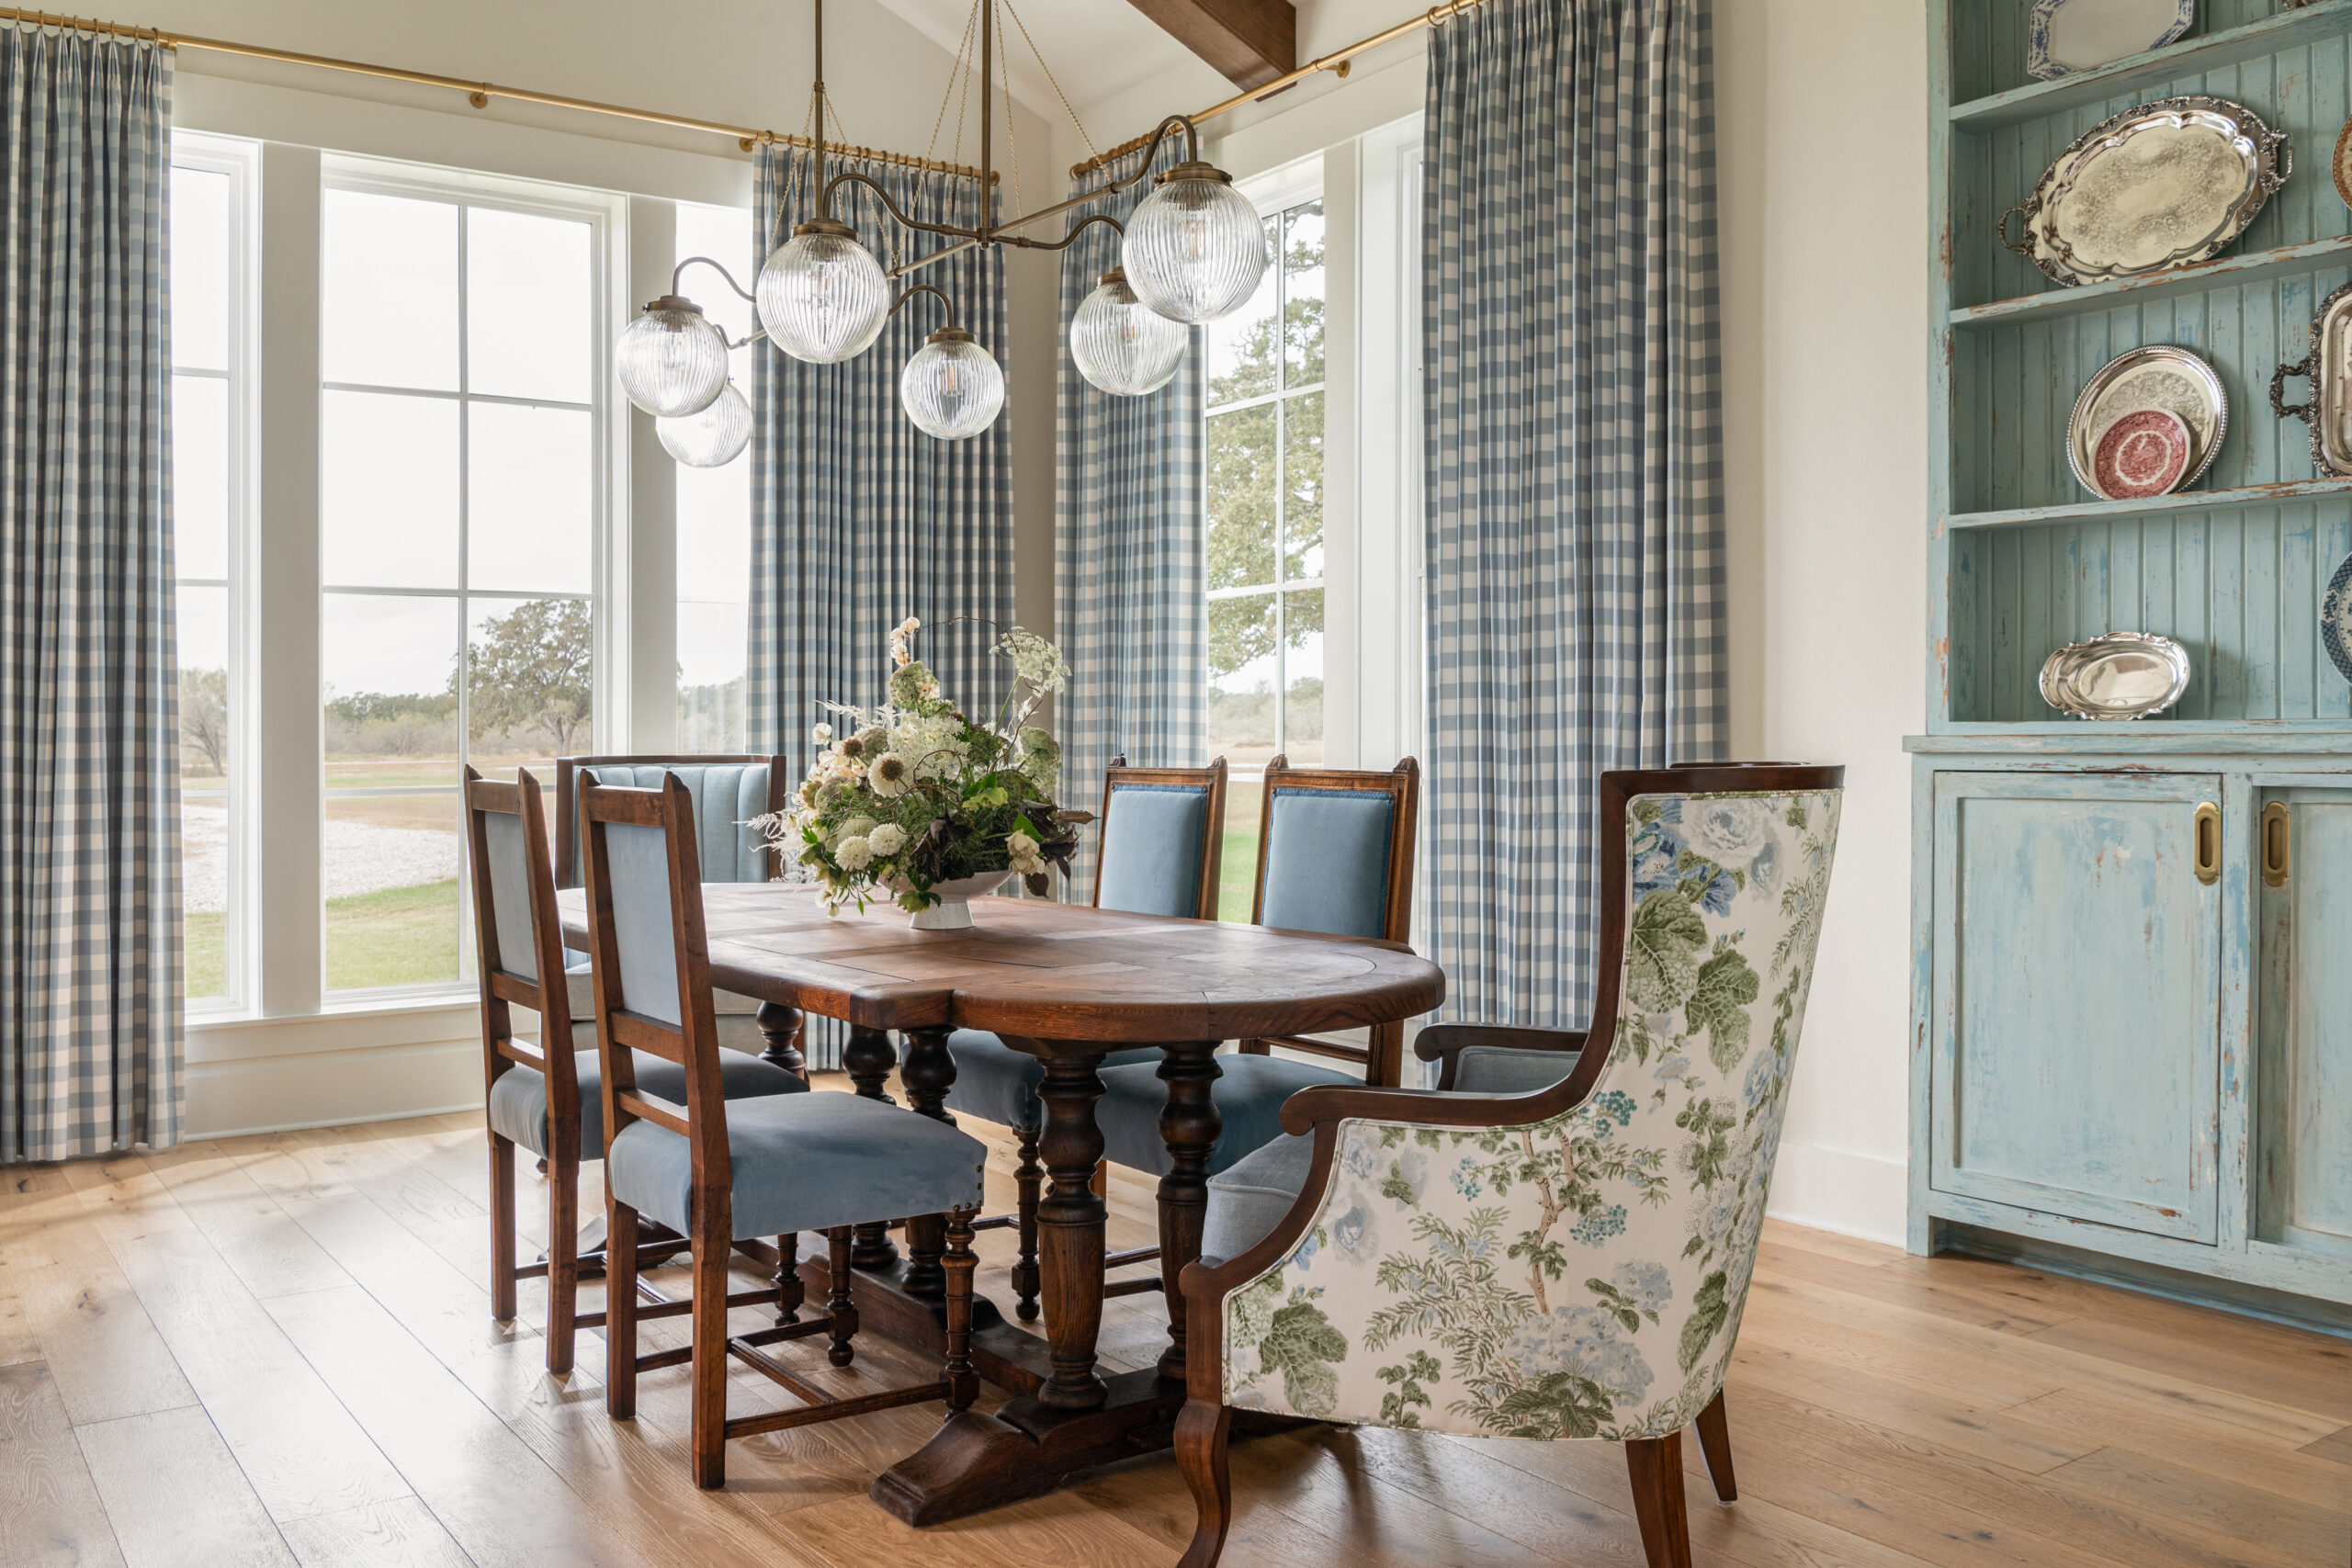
<box><xmin>0</xmin><ymin>6</ymin><xmax>997</xmax><ymax>183</ymax></box>
<box><xmin>1071</xmin><ymin>0</ymin><xmax>1488</xmax><ymax>178</ymax></box>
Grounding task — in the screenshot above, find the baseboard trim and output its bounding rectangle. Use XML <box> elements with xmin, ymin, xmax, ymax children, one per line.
<box><xmin>1768</xmin><ymin>1139</ymin><xmax>1907</xmax><ymax>1247</ymax></box>
<box><xmin>184</xmin><ymin>1036</ymin><xmax>485</xmax><ymax>1141</ymax></box>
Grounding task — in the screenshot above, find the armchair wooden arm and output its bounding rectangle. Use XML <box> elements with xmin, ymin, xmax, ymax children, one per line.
<box><xmin>1412</xmin><ymin>1021</ymin><xmax>1589</xmax><ymax>1090</ymax></box>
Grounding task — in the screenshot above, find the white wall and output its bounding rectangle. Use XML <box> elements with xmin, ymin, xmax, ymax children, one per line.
<box><xmin>1067</xmin><ymin>0</ymin><xmax>1931</xmax><ymax>1246</ymax></box>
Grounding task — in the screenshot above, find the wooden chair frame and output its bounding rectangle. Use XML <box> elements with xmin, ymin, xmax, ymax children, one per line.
<box><xmin>579</xmin><ymin>774</ymin><xmax>980</xmax><ymax>1489</ymax></box>
<box><xmin>1238</xmin><ymin>754</ymin><xmax>1419</xmax><ymax>1087</ymax></box>
<box><xmin>1172</xmin><ymin>763</ymin><xmax>1845</xmax><ymax>1568</ymax></box>
<box><xmin>969</xmin><ymin>753</ymin><xmax>1228</xmax><ymax>1319</ymax></box>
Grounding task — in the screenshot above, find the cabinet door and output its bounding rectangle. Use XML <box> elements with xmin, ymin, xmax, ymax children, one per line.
<box><xmin>2256</xmin><ymin>787</ymin><xmax>2352</xmax><ymax>1260</ymax></box>
<box><xmin>1930</xmin><ymin>773</ymin><xmax>2222</xmax><ymax>1242</ymax></box>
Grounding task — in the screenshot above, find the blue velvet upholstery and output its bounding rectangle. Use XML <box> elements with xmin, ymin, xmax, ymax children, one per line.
<box><xmin>481</xmin><ymin>811</ymin><xmax>541</xmax><ymax>984</ymax></box>
<box><xmin>1259</xmin><ymin>788</ymin><xmax>1396</xmax><ymax>939</ymax></box>
<box><xmin>1200</xmin><ymin>1130</ymin><xmax>1315</xmax><ymax>1263</ymax></box>
<box><xmin>1095</xmin><ymin>784</ymin><xmax>1212</xmax><ymax>918</ymax></box>
<box><xmin>599</xmin><ymin>820</ymin><xmax>684</xmax><ymax>1026</ymax></box>
<box><xmin>568</xmin><ymin>763</ymin><xmax>772</xmax><ymax>887</ymax></box>
<box><xmin>607</xmin><ymin>1091</ymin><xmax>985</xmax><ymax>1241</ymax></box>
<box><xmin>944</xmin><ymin>1032</ymin><xmax>1156</xmax><ymax>1133</ymax></box>
<box><xmin>1094</xmin><ymin>1053</ymin><xmax>1355</xmax><ymax>1177</ymax></box>
<box><xmin>487</xmin><ymin>1040</ymin><xmax>804</xmax><ymax>1158</ymax></box>
<box><xmin>1454</xmin><ymin>1045</ymin><xmax>1581</xmax><ymax>1094</ymax></box>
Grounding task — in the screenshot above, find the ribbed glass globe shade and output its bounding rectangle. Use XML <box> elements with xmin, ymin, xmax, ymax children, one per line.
<box><xmin>899</xmin><ymin>333</ymin><xmax>1005</xmax><ymax>441</ymax></box>
<box><xmin>615</xmin><ymin>299</ymin><xmax>729</xmax><ymax>417</ymax></box>
<box><xmin>757</xmin><ymin>225</ymin><xmax>890</xmax><ymax>365</ymax></box>
<box><xmin>1122</xmin><ymin>170</ymin><xmax>1267</xmax><ymax>324</ymax></box>
<box><xmin>1070</xmin><ymin>270</ymin><xmax>1188</xmax><ymax>396</ymax></box>
<box><xmin>657</xmin><ymin>380</ymin><xmax>753</xmax><ymax>468</ymax></box>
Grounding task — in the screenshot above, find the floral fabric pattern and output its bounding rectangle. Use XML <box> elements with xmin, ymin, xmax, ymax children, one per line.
<box><xmin>1221</xmin><ymin>790</ymin><xmax>1841</xmax><ymax>1441</ymax></box>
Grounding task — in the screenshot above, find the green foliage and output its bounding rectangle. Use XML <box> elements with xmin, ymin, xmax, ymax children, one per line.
<box><xmin>1625</xmin><ymin>888</ymin><xmax>1707</xmax><ymax>1012</ymax></box>
<box><xmin>1678</xmin><ymin>1270</ymin><xmax>1730</xmax><ymax>1374</ymax></box>
<box><xmin>179</xmin><ymin>666</ymin><xmax>229</xmax><ymax>776</ymax></box>
<box><xmin>1259</xmin><ymin>1293</ymin><xmax>1349</xmax><ymax>1417</ymax></box>
<box><xmin>1375</xmin><ymin>1351</ymin><xmax>1442</xmax><ymax>1428</ymax></box>
<box><xmin>1495</xmin><ymin>1371</ymin><xmax>1615</xmax><ymax>1441</ymax></box>
<box><xmin>1685</xmin><ymin>944</ymin><xmax>1760</xmax><ymax>1074</ymax></box>
<box><xmin>1676</xmin><ymin>1096</ymin><xmax>1736</xmax><ymax>1190</ymax></box>
<box><xmin>467</xmin><ymin>598</ymin><xmax>593</xmax><ymax>754</ymax></box>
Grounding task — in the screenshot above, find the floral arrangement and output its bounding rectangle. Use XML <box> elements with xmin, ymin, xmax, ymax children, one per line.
<box><xmin>754</xmin><ymin>616</ymin><xmax>1086</xmax><ymax>914</ymax></box>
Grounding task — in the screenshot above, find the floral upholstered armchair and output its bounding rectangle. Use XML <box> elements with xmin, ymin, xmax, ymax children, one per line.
<box><xmin>1171</xmin><ymin>765</ymin><xmax>1844</xmax><ymax>1568</ymax></box>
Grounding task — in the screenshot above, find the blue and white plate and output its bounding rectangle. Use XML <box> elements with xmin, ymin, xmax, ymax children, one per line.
<box><xmin>2028</xmin><ymin>0</ymin><xmax>2195</xmax><ymax>82</ymax></box>
<box><xmin>2324</xmin><ymin>552</ymin><xmax>2352</xmax><ymax>686</ymax></box>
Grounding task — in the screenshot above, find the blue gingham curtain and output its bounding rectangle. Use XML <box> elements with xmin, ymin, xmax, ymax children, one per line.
<box><xmin>746</xmin><ymin>148</ymin><xmax>1013</xmax><ymax>1066</ymax></box>
<box><xmin>1423</xmin><ymin>0</ymin><xmax>1727</xmax><ymax>1032</ymax></box>
<box><xmin>1054</xmin><ymin>140</ymin><xmax>1205</xmax><ymax>894</ymax></box>
<box><xmin>0</xmin><ymin>22</ymin><xmax>179</xmax><ymax>1160</ymax></box>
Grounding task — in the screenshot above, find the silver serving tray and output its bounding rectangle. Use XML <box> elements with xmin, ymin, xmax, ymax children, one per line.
<box><xmin>2067</xmin><ymin>344</ymin><xmax>2227</xmax><ymax>497</ymax></box>
<box><xmin>2001</xmin><ymin>96</ymin><xmax>2290</xmax><ymax>287</ymax></box>
<box><xmin>2270</xmin><ymin>278</ymin><xmax>2352</xmax><ymax>474</ymax></box>
<box><xmin>2027</xmin><ymin>0</ymin><xmax>2195</xmax><ymax>83</ymax></box>
<box><xmin>2039</xmin><ymin>632</ymin><xmax>2192</xmax><ymax>720</ymax></box>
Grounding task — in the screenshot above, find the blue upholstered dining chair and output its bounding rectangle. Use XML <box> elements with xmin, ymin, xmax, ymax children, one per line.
<box><xmin>1090</xmin><ymin>756</ymin><xmax>1419</xmax><ymax>1188</ymax></box>
<box><xmin>556</xmin><ymin>754</ymin><xmax>798</xmax><ymax>1069</ymax></box>
<box><xmin>463</xmin><ymin>766</ymin><xmax>804</xmax><ymax>1377</ymax></box>
<box><xmin>577</xmin><ymin>773</ymin><xmax>989</xmax><ymax>1490</ymax></box>
<box><xmin>1170</xmin><ymin>765</ymin><xmax>1845</xmax><ymax>1568</ymax></box>
<box><xmin>943</xmin><ymin>754</ymin><xmax>1227</xmax><ymax>1319</ymax></box>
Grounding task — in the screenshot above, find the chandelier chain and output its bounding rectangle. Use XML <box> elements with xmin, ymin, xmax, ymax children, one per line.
<box><xmin>925</xmin><ymin>0</ymin><xmax>981</xmax><ymax>167</ymax></box>
<box><xmin>995</xmin><ymin>0</ymin><xmax>1022</xmax><ymax>221</ymax></box>
<box><xmin>1000</xmin><ymin>0</ymin><xmax>1095</xmax><ymax>164</ymax></box>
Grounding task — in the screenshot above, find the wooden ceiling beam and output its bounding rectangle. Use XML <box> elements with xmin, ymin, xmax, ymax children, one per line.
<box><xmin>1124</xmin><ymin>0</ymin><xmax>1296</xmax><ymax>93</ymax></box>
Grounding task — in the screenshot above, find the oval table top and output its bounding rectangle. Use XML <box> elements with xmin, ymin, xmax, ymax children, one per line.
<box><xmin>554</xmin><ymin>883</ymin><xmax>1445</xmax><ymax>1045</ymax></box>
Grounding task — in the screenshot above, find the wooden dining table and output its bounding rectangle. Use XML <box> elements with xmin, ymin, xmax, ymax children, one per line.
<box><xmin>556</xmin><ymin>882</ymin><xmax>1444</xmax><ymax>1524</ymax></box>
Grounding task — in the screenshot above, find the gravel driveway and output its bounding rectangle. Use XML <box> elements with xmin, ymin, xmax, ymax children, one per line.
<box><xmin>183</xmin><ymin>803</ymin><xmax>461</xmax><ymax>911</ymax></box>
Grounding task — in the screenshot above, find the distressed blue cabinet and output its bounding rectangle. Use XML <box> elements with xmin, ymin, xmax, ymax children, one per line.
<box><xmin>1929</xmin><ymin>773</ymin><xmax>2222</xmax><ymax>1242</ymax></box>
<box><xmin>2256</xmin><ymin>785</ymin><xmax>2352</xmax><ymax>1265</ymax></box>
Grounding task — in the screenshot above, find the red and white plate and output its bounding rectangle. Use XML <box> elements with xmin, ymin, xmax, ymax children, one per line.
<box><xmin>2092</xmin><ymin>408</ymin><xmax>2191</xmax><ymax>499</ymax></box>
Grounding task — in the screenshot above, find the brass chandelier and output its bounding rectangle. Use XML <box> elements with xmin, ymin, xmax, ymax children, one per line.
<box><xmin>615</xmin><ymin>0</ymin><xmax>1269</xmax><ymax>464</ymax></box>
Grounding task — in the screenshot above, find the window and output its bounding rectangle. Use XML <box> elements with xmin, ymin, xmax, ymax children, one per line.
<box><xmin>674</xmin><ymin>200</ymin><xmax>754</xmax><ymax>752</ymax></box>
<box><xmin>1206</xmin><ymin>187</ymin><xmax>1325</xmax><ymax>919</ymax></box>
<box><xmin>173</xmin><ymin>136</ymin><xmax>255</xmax><ymax>1006</ymax></box>
<box><xmin>318</xmin><ymin>164</ymin><xmax>607</xmax><ymax>994</ymax></box>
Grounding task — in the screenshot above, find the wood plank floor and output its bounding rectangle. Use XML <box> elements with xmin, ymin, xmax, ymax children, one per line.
<box><xmin>2</xmin><ymin>1079</ymin><xmax>2346</xmax><ymax>1568</ymax></box>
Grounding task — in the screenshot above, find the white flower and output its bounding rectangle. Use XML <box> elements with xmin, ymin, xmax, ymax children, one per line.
<box><xmin>835</xmin><ymin>836</ymin><xmax>875</xmax><ymax>871</ymax></box>
<box><xmin>867</xmin><ymin>822</ymin><xmax>907</xmax><ymax>856</ymax></box>
<box><xmin>810</xmin><ymin>722</ymin><xmax>833</xmax><ymax>745</ymax></box>
<box><xmin>889</xmin><ymin>615</ymin><xmax>922</xmax><ymax>667</ymax></box>
<box><xmin>867</xmin><ymin>753</ymin><xmax>911</xmax><ymax>797</ymax></box>
<box><xmin>1004</xmin><ymin>829</ymin><xmax>1044</xmax><ymax>875</ymax></box>
<box><xmin>1681</xmin><ymin>797</ymin><xmax>1775</xmax><ymax>865</ymax></box>
<box><xmin>999</xmin><ymin>626</ymin><xmax>1069</xmax><ymax>695</ymax></box>
<box><xmin>831</xmin><ymin>815</ymin><xmax>876</xmax><ymax>848</ymax></box>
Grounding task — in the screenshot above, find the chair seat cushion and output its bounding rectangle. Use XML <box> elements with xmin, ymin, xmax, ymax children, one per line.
<box><xmin>560</xmin><ymin>958</ymin><xmax>763</xmax><ymax>1021</ymax></box>
<box><xmin>1454</xmin><ymin>1045</ymin><xmax>1580</xmax><ymax>1094</ymax></box>
<box><xmin>1201</xmin><ymin>1131</ymin><xmax>1317</xmax><ymax>1264</ymax></box>
<box><xmin>944</xmin><ymin>1031</ymin><xmax>1158</xmax><ymax>1132</ymax></box>
<box><xmin>488</xmin><ymin>1039</ymin><xmax>804</xmax><ymax>1158</ymax></box>
<box><xmin>607</xmin><ymin>1091</ymin><xmax>987</xmax><ymax>1241</ymax></box>
<box><xmin>1096</xmin><ymin>1053</ymin><xmax>1358</xmax><ymax>1178</ymax></box>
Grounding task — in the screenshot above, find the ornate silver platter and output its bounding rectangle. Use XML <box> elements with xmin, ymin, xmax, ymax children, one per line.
<box><xmin>2027</xmin><ymin>0</ymin><xmax>2195</xmax><ymax>82</ymax></box>
<box><xmin>2067</xmin><ymin>344</ymin><xmax>2227</xmax><ymax>497</ymax></box>
<box><xmin>2000</xmin><ymin>96</ymin><xmax>2290</xmax><ymax>287</ymax></box>
<box><xmin>2039</xmin><ymin>632</ymin><xmax>2193</xmax><ymax>719</ymax></box>
<box><xmin>2271</xmin><ymin>278</ymin><xmax>2352</xmax><ymax>475</ymax></box>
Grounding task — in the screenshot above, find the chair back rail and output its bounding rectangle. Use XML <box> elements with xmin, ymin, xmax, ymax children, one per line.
<box><xmin>555</xmin><ymin>753</ymin><xmax>792</xmax><ymax>888</ymax></box>
<box><xmin>1093</xmin><ymin>752</ymin><xmax>1230</xmax><ymax>919</ymax></box>
<box><xmin>1241</xmin><ymin>754</ymin><xmax>1419</xmax><ymax>1086</ymax></box>
<box><xmin>575</xmin><ymin>773</ymin><xmax>736</xmax><ymax>1235</ymax></box>
<box><xmin>463</xmin><ymin>766</ymin><xmax>578</xmax><ymax>1129</ymax></box>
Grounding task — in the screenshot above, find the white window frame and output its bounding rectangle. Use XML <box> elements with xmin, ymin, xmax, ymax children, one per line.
<box><xmin>314</xmin><ymin>153</ymin><xmax>628</xmax><ymax>1003</ymax></box>
<box><xmin>1351</xmin><ymin>115</ymin><xmax>1427</xmax><ymax>776</ymax></box>
<box><xmin>1207</xmin><ymin>158</ymin><xmax>1329</xmax><ymax>779</ymax></box>
<box><xmin>173</xmin><ymin>131</ymin><xmax>262</xmax><ymax>1015</ymax></box>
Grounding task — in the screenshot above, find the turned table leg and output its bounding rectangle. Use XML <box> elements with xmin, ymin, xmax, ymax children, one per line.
<box><xmin>899</xmin><ymin>1026</ymin><xmax>956</xmax><ymax>1300</ymax></box>
<box><xmin>1035</xmin><ymin>1049</ymin><xmax>1110</xmax><ymax>1411</ymax></box>
<box><xmin>842</xmin><ymin>1025</ymin><xmax>900</xmax><ymax>1269</ymax></box>
<box><xmin>1154</xmin><ymin>1041</ymin><xmax>1223</xmax><ymax>1381</ymax></box>
<box><xmin>754</xmin><ymin>1000</ymin><xmax>808</xmax><ymax>1079</ymax></box>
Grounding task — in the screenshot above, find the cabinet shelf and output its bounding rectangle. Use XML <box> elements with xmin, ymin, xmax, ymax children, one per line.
<box><xmin>1943</xmin><ymin>477</ymin><xmax>2352</xmax><ymax>534</ymax></box>
<box><xmin>1950</xmin><ymin>236</ymin><xmax>2352</xmax><ymax>329</ymax></box>
<box><xmin>1949</xmin><ymin>0</ymin><xmax>2352</xmax><ymax>130</ymax></box>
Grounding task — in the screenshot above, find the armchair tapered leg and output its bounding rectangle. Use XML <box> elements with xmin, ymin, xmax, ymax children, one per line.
<box><xmin>488</xmin><ymin>1133</ymin><xmax>517</xmax><ymax>1324</ymax></box>
<box><xmin>1012</xmin><ymin>1122</ymin><xmax>1044</xmax><ymax>1321</ymax></box>
<box><xmin>605</xmin><ymin>1198</ymin><xmax>640</xmax><ymax>1419</ymax></box>
<box><xmin>1625</xmin><ymin>1431</ymin><xmax>1692</xmax><ymax>1568</ymax></box>
<box><xmin>1175</xmin><ymin>1398</ymin><xmax>1234</xmax><ymax>1568</ymax></box>
<box><xmin>545</xmin><ymin>1150</ymin><xmax>580</xmax><ymax>1375</ymax></box>
<box><xmin>1694</xmin><ymin>1388</ymin><xmax>1736</xmax><ymax>1502</ymax></box>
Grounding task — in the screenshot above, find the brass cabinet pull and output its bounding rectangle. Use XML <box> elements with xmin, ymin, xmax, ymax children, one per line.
<box><xmin>2194</xmin><ymin>802</ymin><xmax>2222</xmax><ymax>886</ymax></box>
<box><xmin>2262</xmin><ymin>800</ymin><xmax>2292</xmax><ymax>887</ymax></box>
